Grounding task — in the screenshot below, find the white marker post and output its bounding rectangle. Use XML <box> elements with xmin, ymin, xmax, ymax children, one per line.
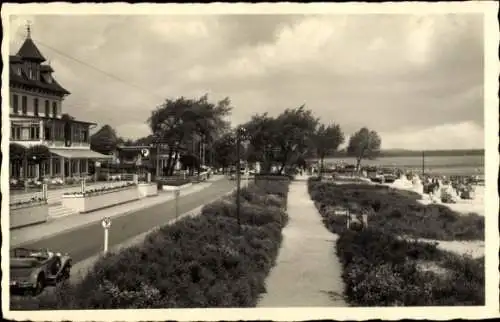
<box><xmin>101</xmin><ymin>217</ymin><xmax>112</xmax><ymax>254</ymax></box>
<box><xmin>174</xmin><ymin>189</ymin><xmax>180</xmax><ymax>220</ymax></box>
<box><xmin>42</xmin><ymin>183</ymin><xmax>48</xmax><ymax>201</ymax></box>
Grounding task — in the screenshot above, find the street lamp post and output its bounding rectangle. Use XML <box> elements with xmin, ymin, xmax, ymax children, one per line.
<box><xmin>236</xmin><ymin>129</ymin><xmax>242</xmax><ymax>234</ymax></box>
<box><xmin>235</xmin><ymin>126</ymin><xmax>250</xmax><ymax>235</ymax></box>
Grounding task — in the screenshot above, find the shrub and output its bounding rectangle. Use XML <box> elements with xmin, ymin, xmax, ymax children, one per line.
<box><xmin>12</xmin><ymin>179</ymin><xmax>290</xmax><ymax>309</ymax></box>
<box><xmin>337</xmin><ymin>229</ymin><xmax>484</xmax><ymax>306</ymax></box>
<box><xmin>308</xmin><ymin>180</ymin><xmax>483</xmax><ymax>241</ymax></box>
<box><xmin>308</xmin><ymin>179</ymin><xmax>485</xmax><ymax>307</ymax></box>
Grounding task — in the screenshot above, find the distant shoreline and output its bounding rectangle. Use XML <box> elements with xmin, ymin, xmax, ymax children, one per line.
<box><xmin>320</xmin><ymin>149</ymin><xmax>484</xmax><ymax>158</ymax></box>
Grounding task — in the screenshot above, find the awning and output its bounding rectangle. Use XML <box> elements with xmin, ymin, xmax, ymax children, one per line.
<box><xmin>50</xmin><ymin>148</ymin><xmax>113</xmax><ymax>159</ymax></box>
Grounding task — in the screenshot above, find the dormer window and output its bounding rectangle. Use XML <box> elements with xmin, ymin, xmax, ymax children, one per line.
<box><xmin>46</xmin><ymin>74</ymin><xmax>52</xmax><ymax>83</ymax></box>
<box><xmin>28</xmin><ymin>67</ymin><xmax>33</xmax><ymax>79</ymax></box>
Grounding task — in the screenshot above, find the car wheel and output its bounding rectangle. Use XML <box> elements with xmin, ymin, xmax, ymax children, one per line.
<box><xmin>62</xmin><ymin>264</ymin><xmax>71</xmax><ymax>280</ymax></box>
<box><xmin>32</xmin><ymin>276</ymin><xmax>44</xmax><ymax>296</ymax></box>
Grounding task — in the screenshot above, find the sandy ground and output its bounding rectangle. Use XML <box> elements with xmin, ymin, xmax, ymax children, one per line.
<box><xmin>417</xmin><ymin>186</ymin><xmax>485</xmax><ymax>217</ymax></box>
<box><xmin>258</xmin><ymin>181</ymin><xmax>347</xmax><ymax>307</ymax></box>
<box><xmin>399</xmin><ymin>236</ymin><xmax>485</xmax><ymax>259</ymax></box>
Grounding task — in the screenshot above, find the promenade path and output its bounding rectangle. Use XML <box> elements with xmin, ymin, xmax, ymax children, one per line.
<box><xmin>258</xmin><ymin>179</ymin><xmax>347</xmax><ymax>307</ymax></box>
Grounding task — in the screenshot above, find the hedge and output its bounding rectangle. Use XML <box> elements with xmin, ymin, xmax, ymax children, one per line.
<box><xmin>308</xmin><ymin>180</ymin><xmax>484</xmax><ymax>241</ymax></box>
<box><xmin>308</xmin><ymin>179</ymin><xmax>485</xmax><ymax>306</ymax></box>
<box><xmin>11</xmin><ymin>180</ymin><xmax>290</xmax><ymax>310</ymax></box>
<box><xmin>337</xmin><ymin>229</ymin><xmax>484</xmax><ymax>306</ymax></box>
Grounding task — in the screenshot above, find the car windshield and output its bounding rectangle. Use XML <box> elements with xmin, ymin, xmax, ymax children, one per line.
<box><xmin>11</xmin><ymin>248</ymin><xmax>51</xmax><ymax>260</ymax></box>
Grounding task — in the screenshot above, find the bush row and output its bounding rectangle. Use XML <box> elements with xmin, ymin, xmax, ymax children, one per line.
<box><xmin>307</xmin><ymin>179</ymin><xmax>485</xmax><ymax>306</ymax></box>
<box><xmin>337</xmin><ymin>229</ymin><xmax>484</xmax><ymax>306</ymax></box>
<box><xmin>12</xmin><ymin>180</ymin><xmax>290</xmax><ymax>310</ymax></box>
<box><xmin>308</xmin><ymin>180</ymin><xmax>484</xmax><ymax>241</ymax></box>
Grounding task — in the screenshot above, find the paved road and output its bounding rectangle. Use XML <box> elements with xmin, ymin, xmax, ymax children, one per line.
<box><xmin>16</xmin><ymin>179</ymin><xmax>235</xmax><ymax>263</ymax></box>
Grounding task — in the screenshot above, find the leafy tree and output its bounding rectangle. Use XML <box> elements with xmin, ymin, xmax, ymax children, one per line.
<box><xmin>61</xmin><ymin>113</ymin><xmax>75</xmax><ymax>120</ymax></box>
<box><xmin>272</xmin><ymin>105</ymin><xmax>318</xmax><ymax>174</ymax></box>
<box><xmin>212</xmin><ymin>132</ymin><xmax>238</xmax><ymax>172</ymax></box>
<box><xmin>243</xmin><ymin>106</ymin><xmax>318</xmax><ymax>174</ymax></box>
<box><xmin>179</xmin><ymin>153</ymin><xmax>200</xmax><ymax>175</ymax></box>
<box><xmin>242</xmin><ymin>113</ymin><xmax>277</xmax><ymax>173</ymax></box>
<box><xmin>313</xmin><ymin>123</ymin><xmax>345</xmax><ymax>176</ymax></box>
<box><xmin>10</xmin><ymin>143</ymin><xmax>26</xmax><ymax>161</ymax></box>
<box><xmin>90</xmin><ymin>124</ymin><xmax>119</xmax><ymax>155</ymax></box>
<box><xmin>134</xmin><ymin>135</ymin><xmax>155</xmax><ymax>146</ymax></box>
<box><xmin>10</xmin><ymin>143</ymin><xmax>26</xmax><ymax>179</ymax></box>
<box><xmin>148</xmin><ymin>94</ymin><xmax>232</xmax><ymax>176</ymax></box>
<box><xmin>347</xmin><ymin>127</ymin><xmax>382</xmax><ymax>172</ymax></box>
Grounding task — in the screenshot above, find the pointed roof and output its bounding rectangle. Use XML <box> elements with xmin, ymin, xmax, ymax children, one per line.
<box><xmin>17</xmin><ymin>37</ymin><xmax>46</xmax><ymax>62</ymax></box>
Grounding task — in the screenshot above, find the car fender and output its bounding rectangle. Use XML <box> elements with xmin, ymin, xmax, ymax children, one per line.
<box><xmin>30</xmin><ymin>267</ymin><xmax>44</xmax><ymax>285</ymax></box>
<box><xmin>60</xmin><ymin>256</ymin><xmax>72</xmax><ymax>268</ymax></box>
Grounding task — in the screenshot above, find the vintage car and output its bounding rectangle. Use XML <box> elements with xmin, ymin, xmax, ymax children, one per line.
<box><xmin>10</xmin><ymin>247</ymin><xmax>72</xmax><ymax>295</ymax></box>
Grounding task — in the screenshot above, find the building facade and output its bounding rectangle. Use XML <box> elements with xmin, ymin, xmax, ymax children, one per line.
<box><xmin>9</xmin><ymin>27</ymin><xmax>111</xmax><ymax>182</ymax></box>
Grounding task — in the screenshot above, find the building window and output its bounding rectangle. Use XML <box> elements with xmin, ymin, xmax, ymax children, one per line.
<box><xmin>21</xmin><ymin>96</ymin><xmax>27</xmax><ymax>115</ymax></box>
<box><xmin>52</xmin><ymin>101</ymin><xmax>57</xmax><ymax>117</ymax></box>
<box><xmin>30</xmin><ymin>126</ymin><xmax>40</xmax><ymax>140</ymax></box>
<box><xmin>82</xmin><ymin>129</ymin><xmax>89</xmax><ymax>143</ymax></box>
<box><xmin>11</xmin><ymin>123</ymin><xmax>40</xmax><ymax>141</ymax></box>
<box><xmin>28</xmin><ymin>68</ymin><xmax>33</xmax><ymax>79</ymax></box>
<box><xmin>12</xmin><ymin>127</ymin><xmax>21</xmax><ymax>140</ymax></box>
<box><xmin>45</xmin><ymin>100</ymin><xmax>50</xmax><ymax>117</ymax></box>
<box><xmin>44</xmin><ymin>126</ymin><xmax>52</xmax><ymax>140</ymax></box>
<box><xmin>34</xmin><ymin>98</ymin><xmax>39</xmax><ymax>116</ymax></box>
<box><xmin>12</xmin><ymin>94</ymin><xmax>19</xmax><ymax>114</ymax></box>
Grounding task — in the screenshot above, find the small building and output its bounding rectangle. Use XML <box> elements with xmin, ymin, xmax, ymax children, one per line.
<box><xmin>114</xmin><ymin>144</ymin><xmax>183</xmax><ymax>174</ymax></box>
<box><xmin>8</xmin><ymin>25</ymin><xmax>111</xmax><ymax>182</ymax></box>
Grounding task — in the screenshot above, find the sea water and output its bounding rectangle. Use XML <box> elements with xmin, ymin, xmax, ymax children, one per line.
<box><xmin>323</xmin><ymin>155</ymin><xmax>484</xmax><ymax>176</ymax></box>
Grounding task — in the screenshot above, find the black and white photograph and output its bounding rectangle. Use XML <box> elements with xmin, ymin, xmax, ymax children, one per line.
<box><xmin>2</xmin><ymin>2</ymin><xmax>499</xmax><ymax>321</ymax></box>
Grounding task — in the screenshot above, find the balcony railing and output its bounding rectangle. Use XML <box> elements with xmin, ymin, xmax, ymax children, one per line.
<box><xmin>9</xmin><ymin>138</ymin><xmax>90</xmax><ymax>148</ymax></box>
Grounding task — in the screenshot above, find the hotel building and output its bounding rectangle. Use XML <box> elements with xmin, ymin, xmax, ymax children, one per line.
<box><xmin>9</xmin><ymin>27</ymin><xmax>111</xmax><ymax>181</ymax></box>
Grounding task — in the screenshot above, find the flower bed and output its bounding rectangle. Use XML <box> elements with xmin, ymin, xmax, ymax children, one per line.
<box><xmin>137</xmin><ymin>183</ymin><xmax>158</xmax><ymax>198</ymax></box>
<box><xmin>62</xmin><ymin>183</ymin><xmax>139</xmax><ymax>213</ymax></box>
<box><xmin>10</xmin><ymin>198</ymin><xmax>49</xmax><ymax>229</ymax></box>
<box><xmin>156</xmin><ymin>177</ymin><xmax>192</xmax><ymax>191</ymax></box>
<box><xmin>13</xmin><ymin>179</ymin><xmax>290</xmax><ymax>309</ymax></box>
<box><xmin>307</xmin><ymin>179</ymin><xmax>485</xmax><ymax>306</ymax></box>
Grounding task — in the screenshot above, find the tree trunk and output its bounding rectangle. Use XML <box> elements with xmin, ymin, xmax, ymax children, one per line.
<box><xmin>356</xmin><ymin>157</ymin><xmax>362</xmax><ymax>173</ymax></box>
<box><xmin>278</xmin><ymin>150</ymin><xmax>289</xmax><ymax>174</ymax></box>
<box><xmin>169</xmin><ymin>150</ymin><xmax>180</xmax><ymax>176</ymax></box>
<box><xmin>165</xmin><ymin>148</ymin><xmax>174</xmax><ymax>176</ymax></box>
<box><xmin>320</xmin><ymin>155</ymin><xmax>325</xmax><ymax>177</ymax></box>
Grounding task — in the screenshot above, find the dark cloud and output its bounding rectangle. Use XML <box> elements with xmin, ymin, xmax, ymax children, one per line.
<box><xmin>7</xmin><ymin>12</ymin><xmax>485</xmax><ymax>149</ymax></box>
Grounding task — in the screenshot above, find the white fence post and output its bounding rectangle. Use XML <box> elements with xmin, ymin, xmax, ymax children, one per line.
<box><xmin>81</xmin><ymin>178</ymin><xmax>86</xmax><ymax>194</ymax></box>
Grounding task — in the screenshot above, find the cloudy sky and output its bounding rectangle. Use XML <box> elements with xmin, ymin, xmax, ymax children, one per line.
<box><xmin>8</xmin><ymin>13</ymin><xmax>484</xmax><ymax>150</ymax></box>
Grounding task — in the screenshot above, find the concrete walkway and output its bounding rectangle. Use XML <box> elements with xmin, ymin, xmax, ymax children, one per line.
<box><xmin>258</xmin><ymin>180</ymin><xmax>347</xmax><ymax>307</ymax></box>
